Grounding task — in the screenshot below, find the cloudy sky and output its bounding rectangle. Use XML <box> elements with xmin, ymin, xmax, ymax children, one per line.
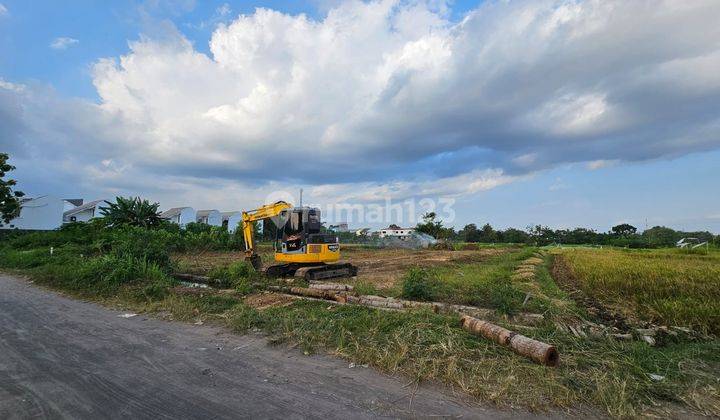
<box><xmin>1</xmin><ymin>0</ymin><xmax>719</xmax><ymax>231</ymax></box>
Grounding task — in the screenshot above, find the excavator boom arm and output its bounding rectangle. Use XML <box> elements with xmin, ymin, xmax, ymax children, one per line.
<box><xmin>241</xmin><ymin>201</ymin><xmax>292</xmax><ymax>258</ymax></box>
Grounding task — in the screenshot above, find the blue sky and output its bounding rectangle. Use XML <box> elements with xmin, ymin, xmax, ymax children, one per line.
<box><xmin>1</xmin><ymin>0</ymin><xmax>719</xmax><ymax>232</ymax></box>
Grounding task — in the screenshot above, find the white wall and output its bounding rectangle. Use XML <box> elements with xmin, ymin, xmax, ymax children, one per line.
<box><xmin>179</xmin><ymin>208</ymin><xmax>196</xmax><ymax>227</ymax></box>
<box><xmin>0</xmin><ymin>196</ymin><xmax>65</xmax><ymax>230</ymax></box>
<box><xmin>70</xmin><ymin>208</ymin><xmax>96</xmax><ymax>223</ymax></box>
<box><xmin>197</xmin><ymin>210</ymin><xmax>222</xmax><ymax>227</ymax></box>
<box><xmin>64</xmin><ymin>203</ymin><xmax>102</xmax><ymax>223</ymax></box>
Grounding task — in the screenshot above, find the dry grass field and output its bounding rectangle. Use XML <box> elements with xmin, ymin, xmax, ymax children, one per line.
<box><xmin>557</xmin><ymin>248</ymin><xmax>720</xmax><ymax>334</ymax></box>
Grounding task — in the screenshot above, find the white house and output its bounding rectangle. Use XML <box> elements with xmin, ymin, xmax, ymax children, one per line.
<box><xmin>196</xmin><ymin>209</ymin><xmax>222</xmax><ymax>226</ymax></box>
<box><xmin>221</xmin><ymin>211</ymin><xmax>243</xmax><ymax>233</ymax></box>
<box><xmin>378</xmin><ymin>226</ymin><xmax>415</xmax><ymax>239</ymax></box>
<box><xmin>0</xmin><ymin>196</ymin><xmax>78</xmax><ymax>230</ymax></box>
<box><xmin>63</xmin><ymin>199</ymin><xmax>106</xmax><ymax>223</ymax></box>
<box><xmin>160</xmin><ymin>207</ymin><xmax>196</xmax><ymax>227</ymax></box>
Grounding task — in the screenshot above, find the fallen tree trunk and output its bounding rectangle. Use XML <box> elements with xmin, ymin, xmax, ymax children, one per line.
<box><xmin>268</xmin><ymin>286</ymin><xmax>543</xmax><ymax>324</ymax></box>
<box><xmin>308</xmin><ymin>282</ymin><xmax>354</xmax><ymax>292</ymax></box>
<box><xmin>173</xmin><ymin>273</ymin><xmax>211</xmax><ymax>283</ymax></box>
<box><xmin>345</xmin><ymin>295</ymin><xmax>404</xmax><ymax>309</ymax></box>
<box><xmin>288</xmin><ymin>286</ymin><xmax>339</xmax><ymax>300</ymax></box>
<box><xmin>460</xmin><ymin>315</ymin><xmax>559</xmax><ymax>366</ymax></box>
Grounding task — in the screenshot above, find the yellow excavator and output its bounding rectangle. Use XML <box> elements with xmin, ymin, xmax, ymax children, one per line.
<box><xmin>241</xmin><ymin>201</ymin><xmax>358</xmax><ymax>280</ymax></box>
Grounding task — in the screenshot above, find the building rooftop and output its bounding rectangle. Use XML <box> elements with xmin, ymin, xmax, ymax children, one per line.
<box><xmin>160</xmin><ymin>207</ymin><xmax>191</xmax><ymax>218</ymax></box>
<box><xmin>63</xmin><ymin>199</ymin><xmax>105</xmax><ymax>217</ymax></box>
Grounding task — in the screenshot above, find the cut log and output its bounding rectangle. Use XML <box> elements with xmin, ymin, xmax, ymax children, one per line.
<box><xmin>346</xmin><ymin>295</ymin><xmax>404</xmax><ymax>310</ymax></box>
<box><xmin>289</xmin><ymin>286</ymin><xmax>339</xmax><ymax>300</ymax></box>
<box><xmin>173</xmin><ymin>273</ymin><xmax>211</xmax><ymax>283</ymax></box>
<box><xmin>309</xmin><ymin>282</ymin><xmax>354</xmax><ymax>291</ymax></box>
<box><xmin>460</xmin><ymin>315</ymin><xmax>559</xmax><ymax>367</ymax></box>
<box><xmin>268</xmin><ymin>286</ymin><xmax>543</xmax><ymax>326</ymax></box>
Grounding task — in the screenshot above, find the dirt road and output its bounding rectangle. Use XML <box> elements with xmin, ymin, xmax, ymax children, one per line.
<box><xmin>0</xmin><ymin>274</ymin><xmax>534</xmax><ymax>419</ymax></box>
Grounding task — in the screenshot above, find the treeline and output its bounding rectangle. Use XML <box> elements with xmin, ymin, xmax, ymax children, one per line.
<box><xmin>415</xmin><ymin>213</ymin><xmax>718</xmax><ymax>248</ymax></box>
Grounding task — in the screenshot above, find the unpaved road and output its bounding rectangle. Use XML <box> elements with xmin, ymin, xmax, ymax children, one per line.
<box><xmin>0</xmin><ymin>274</ymin><xmax>538</xmax><ymax>419</ymax></box>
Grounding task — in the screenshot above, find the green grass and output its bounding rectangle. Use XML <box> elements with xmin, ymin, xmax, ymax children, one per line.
<box><xmin>3</xmin><ymin>238</ymin><xmax>719</xmax><ymax>417</ymax></box>
<box><xmin>561</xmin><ymin>248</ymin><xmax>720</xmax><ymax>334</ymax></box>
<box><xmin>400</xmin><ymin>248</ymin><xmax>544</xmax><ymax>314</ymax></box>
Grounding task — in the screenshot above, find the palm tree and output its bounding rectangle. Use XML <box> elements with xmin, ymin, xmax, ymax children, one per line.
<box><xmin>100</xmin><ymin>196</ymin><xmax>162</xmax><ymax>228</ymax></box>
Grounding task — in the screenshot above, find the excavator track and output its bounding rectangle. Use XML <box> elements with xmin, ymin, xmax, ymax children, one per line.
<box><xmin>264</xmin><ymin>263</ymin><xmax>358</xmax><ymax>281</ymax></box>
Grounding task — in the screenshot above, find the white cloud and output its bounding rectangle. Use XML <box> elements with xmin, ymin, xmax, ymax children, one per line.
<box><xmin>0</xmin><ymin>3</ymin><xmax>8</xmax><ymax>16</ymax></box>
<box><xmin>586</xmin><ymin>160</ymin><xmax>619</xmax><ymax>170</ymax></box>
<box><xmin>548</xmin><ymin>178</ymin><xmax>568</xmax><ymax>191</ymax></box>
<box><xmin>4</xmin><ymin>0</ymin><xmax>720</xmax><ymax>211</ymax></box>
<box><xmin>216</xmin><ymin>3</ymin><xmax>231</xmax><ymax>16</ymax></box>
<box><xmin>50</xmin><ymin>37</ymin><xmax>79</xmax><ymax>50</ymax></box>
<box><xmin>0</xmin><ymin>78</ymin><xmax>23</xmax><ymax>92</ymax></box>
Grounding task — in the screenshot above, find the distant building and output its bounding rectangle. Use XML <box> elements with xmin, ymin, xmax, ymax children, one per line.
<box><xmin>329</xmin><ymin>223</ymin><xmax>349</xmax><ymax>232</ymax></box>
<box><xmin>221</xmin><ymin>211</ymin><xmax>243</xmax><ymax>233</ymax></box>
<box><xmin>676</xmin><ymin>238</ymin><xmax>705</xmax><ymax>249</ymax></box>
<box><xmin>196</xmin><ymin>209</ymin><xmax>222</xmax><ymax>227</ymax></box>
<box><xmin>355</xmin><ymin>227</ymin><xmax>370</xmax><ymax>236</ymax></box>
<box><xmin>0</xmin><ymin>196</ymin><xmax>79</xmax><ymax>230</ymax></box>
<box><xmin>63</xmin><ymin>199</ymin><xmax>106</xmax><ymax>223</ymax></box>
<box><xmin>378</xmin><ymin>226</ymin><xmax>415</xmax><ymax>239</ymax></box>
<box><xmin>160</xmin><ymin>207</ymin><xmax>196</xmax><ymax>227</ymax></box>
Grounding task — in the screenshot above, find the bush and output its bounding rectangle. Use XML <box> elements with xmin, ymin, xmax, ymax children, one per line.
<box><xmin>228</xmin><ymin>260</ymin><xmax>253</xmax><ymax>280</ymax></box>
<box><xmin>207</xmin><ymin>261</ymin><xmax>256</xmax><ymax>292</ymax></box>
<box><xmin>401</xmin><ymin>268</ymin><xmax>440</xmax><ymax>301</ymax></box>
<box><xmin>208</xmin><ymin>266</ymin><xmax>232</xmax><ymax>288</ymax></box>
<box><xmin>109</xmin><ymin>227</ymin><xmax>178</xmax><ymax>267</ymax></box>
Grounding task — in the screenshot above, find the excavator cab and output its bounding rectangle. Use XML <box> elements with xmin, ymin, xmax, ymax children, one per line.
<box><xmin>242</xmin><ymin>202</ymin><xmax>357</xmax><ymax>280</ymax></box>
<box><xmin>275</xmin><ymin>207</ymin><xmax>338</xmax><ymax>256</ymax></box>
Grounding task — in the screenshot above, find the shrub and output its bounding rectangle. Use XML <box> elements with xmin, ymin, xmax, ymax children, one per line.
<box><xmin>207</xmin><ymin>261</ymin><xmax>256</xmax><ymax>292</ymax></box>
<box><xmin>401</xmin><ymin>267</ymin><xmax>440</xmax><ymax>301</ymax></box>
<box><xmin>207</xmin><ymin>266</ymin><xmax>232</xmax><ymax>288</ymax></box>
<box><xmin>69</xmin><ymin>254</ymin><xmax>174</xmax><ymax>296</ymax></box>
<box><xmin>228</xmin><ymin>260</ymin><xmax>254</xmax><ymax>280</ymax></box>
<box><xmin>109</xmin><ymin>227</ymin><xmax>178</xmax><ymax>268</ymax></box>
<box><xmin>228</xmin><ymin>261</ymin><xmax>255</xmax><ymax>294</ymax></box>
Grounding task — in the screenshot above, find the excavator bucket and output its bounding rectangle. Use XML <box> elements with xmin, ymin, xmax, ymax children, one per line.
<box><xmin>247</xmin><ymin>254</ymin><xmax>263</xmax><ymax>271</ymax></box>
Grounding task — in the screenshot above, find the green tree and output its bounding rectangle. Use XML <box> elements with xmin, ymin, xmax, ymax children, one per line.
<box><xmin>528</xmin><ymin>225</ymin><xmax>557</xmax><ymax>245</ymax></box>
<box><xmin>478</xmin><ymin>223</ymin><xmax>497</xmax><ymax>243</ymax></box>
<box><xmin>459</xmin><ymin>223</ymin><xmax>480</xmax><ymax>242</ymax></box>
<box><xmin>415</xmin><ymin>212</ymin><xmax>455</xmax><ymax>239</ymax></box>
<box><xmin>99</xmin><ymin>196</ymin><xmax>162</xmax><ymax>228</ymax></box>
<box><xmin>0</xmin><ymin>153</ymin><xmax>25</xmax><ymax>223</ymax></box>
<box><xmin>611</xmin><ymin>223</ymin><xmax>637</xmax><ymax>236</ymax></box>
<box><xmin>642</xmin><ymin>226</ymin><xmax>679</xmax><ymax>247</ymax></box>
<box><xmin>500</xmin><ymin>228</ymin><xmax>529</xmax><ymax>243</ymax></box>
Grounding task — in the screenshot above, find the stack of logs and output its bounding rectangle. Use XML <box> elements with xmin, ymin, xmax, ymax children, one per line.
<box><xmin>270</xmin><ymin>283</ymin><xmax>559</xmax><ymax>367</ymax></box>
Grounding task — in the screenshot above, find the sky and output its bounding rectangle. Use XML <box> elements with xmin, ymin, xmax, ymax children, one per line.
<box><xmin>1</xmin><ymin>0</ymin><xmax>719</xmax><ymax>232</ymax></box>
